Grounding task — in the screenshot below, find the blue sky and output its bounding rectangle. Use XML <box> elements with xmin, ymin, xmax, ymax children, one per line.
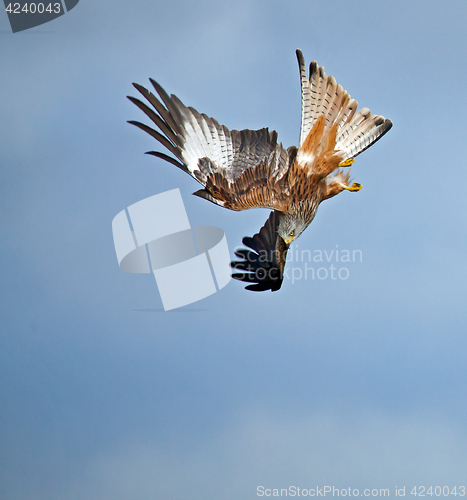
<box><xmin>1</xmin><ymin>0</ymin><xmax>467</xmax><ymax>498</ymax></box>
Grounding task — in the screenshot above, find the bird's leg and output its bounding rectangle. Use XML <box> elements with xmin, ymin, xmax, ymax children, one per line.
<box><xmin>337</xmin><ymin>158</ymin><xmax>360</xmax><ymax>191</ymax></box>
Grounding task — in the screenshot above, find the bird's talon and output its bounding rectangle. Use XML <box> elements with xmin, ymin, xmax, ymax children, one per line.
<box><xmin>344</xmin><ymin>182</ymin><xmax>362</xmax><ymax>192</ymax></box>
<box><xmin>338</xmin><ymin>158</ymin><xmax>355</xmax><ymax>167</ymax></box>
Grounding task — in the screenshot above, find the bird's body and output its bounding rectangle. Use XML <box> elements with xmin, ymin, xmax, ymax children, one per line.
<box><xmin>128</xmin><ymin>50</ymin><xmax>392</xmax><ymax>291</ymax></box>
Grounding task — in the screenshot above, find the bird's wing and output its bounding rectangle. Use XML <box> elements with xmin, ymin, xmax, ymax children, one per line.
<box><xmin>296</xmin><ymin>49</ymin><xmax>392</xmax><ymax>161</ymax></box>
<box><xmin>128</xmin><ymin>81</ymin><xmax>292</xmax><ymax>211</ymax></box>
<box><xmin>230</xmin><ymin>211</ymin><xmax>288</xmax><ymax>292</ymax></box>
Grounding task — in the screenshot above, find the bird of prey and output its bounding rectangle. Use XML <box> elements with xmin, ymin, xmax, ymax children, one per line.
<box><xmin>128</xmin><ymin>49</ymin><xmax>392</xmax><ymax>291</ymax></box>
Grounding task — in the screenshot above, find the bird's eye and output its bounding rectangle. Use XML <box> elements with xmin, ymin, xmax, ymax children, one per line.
<box><xmin>290</xmin><ymin>230</ymin><xmax>295</xmax><ymax>237</ymax></box>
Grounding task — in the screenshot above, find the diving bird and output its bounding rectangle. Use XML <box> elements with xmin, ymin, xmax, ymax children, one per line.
<box><xmin>128</xmin><ymin>49</ymin><xmax>392</xmax><ymax>291</ymax></box>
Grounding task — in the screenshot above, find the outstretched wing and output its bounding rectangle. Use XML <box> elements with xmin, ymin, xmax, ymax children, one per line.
<box><xmin>230</xmin><ymin>211</ymin><xmax>288</xmax><ymax>292</ymax></box>
<box><xmin>296</xmin><ymin>49</ymin><xmax>392</xmax><ymax>161</ymax></box>
<box><xmin>128</xmin><ymin>81</ymin><xmax>293</xmax><ymax>212</ymax></box>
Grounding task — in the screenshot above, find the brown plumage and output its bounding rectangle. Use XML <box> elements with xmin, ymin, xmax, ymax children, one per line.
<box><xmin>128</xmin><ymin>49</ymin><xmax>392</xmax><ymax>291</ymax></box>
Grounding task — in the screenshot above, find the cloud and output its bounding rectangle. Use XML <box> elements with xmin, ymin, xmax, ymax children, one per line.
<box><xmin>59</xmin><ymin>407</ymin><xmax>467</xmax><ymax>499</ymax></box>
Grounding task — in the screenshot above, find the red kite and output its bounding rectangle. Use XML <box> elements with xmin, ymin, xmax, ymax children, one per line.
<box><xmin>128</xmin><ymin>50</ymin><xmax>392</xmax><ymax>291</ymax></box>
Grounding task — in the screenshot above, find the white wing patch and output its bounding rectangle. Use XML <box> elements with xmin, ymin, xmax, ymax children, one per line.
<box><xmin>128</xmin><ymin>80</ymin><xmax>290</xmax><ymax>188</ymax></box>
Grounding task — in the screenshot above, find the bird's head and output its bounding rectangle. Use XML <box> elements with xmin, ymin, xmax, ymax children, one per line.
<box><xmin>278</xmin><ymin>214</ymin><xmax>308</xmax><ymax>246</ymax></box>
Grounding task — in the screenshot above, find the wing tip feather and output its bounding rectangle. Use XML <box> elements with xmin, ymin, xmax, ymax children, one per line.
<box><xmin>296</xmin><ymin>48</ymin><xmax>305</xmax><ymax>66</ymax></box>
